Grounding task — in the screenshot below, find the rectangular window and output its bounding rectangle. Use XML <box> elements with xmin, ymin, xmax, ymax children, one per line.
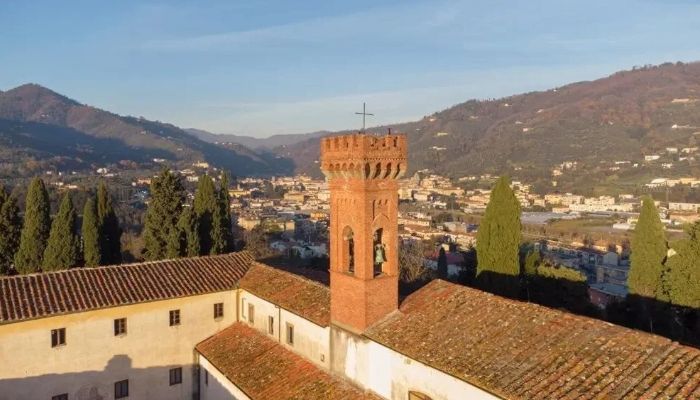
<box><xmin>248</xmin><ymin>304</ymin><xmax>255</xmax><ymax>324</ymax></box>
<box><xmin>51</xmin><ymin>328</ymin><xmax>66</xmax><ymax>347</ymax></box>
<box><xmin>241</xmin><ymin>299</ymin><xmax>247</xmax><ymax>319</ymax></box>
<box><xmin>114</xmin><ymin>318</ymin><xmax>127</xmax><ymax>336</ymax></box>
<box><xmin>169</xmin><ymin>310</ymin><xmax>180</xmax><ymax>326</ymax></box>
<box><xmin>114</xmin><ymin>379</ymin><xmax>129</xmax><ymax>399</ymax></box>
<box><xmin>169</xmin><ymin>367</ymin><xmax>182</xmax><ymax>386</ymax></box>
<box><xmin>52</xmin><ymin>394</ymin><xmax>68</xmax><ymax>400</ymax></box>
<box><xmin>214</xmin><ymin>303</ymin><xmax>224</xmax><ymax>319</ymax></box>
<box><xmin>205</xmin><ymin>370</ymin><xmax>209</xmax><ymax>386</ymax></box>
<box><xmin>286</xmin><ymin>323</ymin><xmax>294</xmax><ymax>345</ymax></box>
<box><xmin>267</xmin><ymin>316</ymin><xmax>274</xmax><ymax>335</ymax></box>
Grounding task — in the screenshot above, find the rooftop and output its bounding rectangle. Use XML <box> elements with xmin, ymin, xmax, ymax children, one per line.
<box><xmin>239</xmin><ymin>263</ymin><xmax>330</xmax><ymax>326</ymax></box>
<box><xmin>196</xmin><ymin>323</ymin><xmax>380</xmax><ymax>400</ymax></box>
<box><xmin>365</xmin><ymin>280</ymin><xmax>700</xmax><ymax>399</ymax></box>
<box><xmin>0</xmin><ymin>252</ymin><xmax>253</xmax><ymax>324</ymax></box>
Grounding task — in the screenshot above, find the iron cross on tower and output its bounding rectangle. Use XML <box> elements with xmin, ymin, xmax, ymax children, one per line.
<box><xmin>355</xmin><ymin>102</ymin><xmax>374</xmax><ymax>133</ymax></box>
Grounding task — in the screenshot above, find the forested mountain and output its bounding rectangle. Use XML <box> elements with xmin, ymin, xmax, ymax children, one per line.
<box><xmin>185</xmin><ymin>128</ymin><xmax>328</xmax><ymax>150</ymax></box>
<box><xmin>0</xmin><ymin>84</ymin><xmax>290</xmax><ymax>177</ymax></box>
<box><xmin>277</xmin><ymin>62</ymin><xmax>700</xmax><ymax>187</ymax></box>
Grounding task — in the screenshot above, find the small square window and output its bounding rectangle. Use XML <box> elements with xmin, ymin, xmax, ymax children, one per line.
<box><xmin>267</xmin><ymin>316</ymin><xmax>274</xmax><ymax>335</ymax></box>
<box><xmin>248</xmin><ymin>304</ymin><xmax>255</xmax><ymax>324</ymax></box>
<box><xmin>51</xmin><ymin>328</ymin><xmax>66</xmax><ymax>347</ymax></box>
<box><xmin>52</xmin><ymin>394</ymin><xmax>68</xmax><ymax>400</ymax></box>
<box><xmin>214</xmin><ymin>303</ymin><xmax>224</xmax><ymax>319</ymax></box>
<box><xmin>286</xmin><ymin>323</ymin><xmax>294</xmax><ymax>345</ymax></box>
<box><xmin>169</xmin><ymin>367</ymin><xmax>182</xmax><ymax>385</ymax></box>
<box><xmin>114</xmin><ymin>379</ymin><xmax>129</xmax><ymax>399</ymax></box>
<box><xmin>114</xmin><ymin>318</ymin><xmax>127</xmax><ymax>336</ymax></box>
<box><xmin>169</xmin><ymin>310</ymin><xmax>180</xmax><ymax>326</ymax></box>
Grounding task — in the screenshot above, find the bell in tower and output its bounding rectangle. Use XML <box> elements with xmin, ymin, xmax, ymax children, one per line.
<box><xmin>320</xmin><ymin>133</ymin><xmax>407</xmax><ymax>332</ymax></box>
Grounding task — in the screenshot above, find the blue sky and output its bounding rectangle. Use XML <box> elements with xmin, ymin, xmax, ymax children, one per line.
<box><xmin>1</xmin><ymin>0</ymin><xmax>700</xmax><ymax>137</ymax></box>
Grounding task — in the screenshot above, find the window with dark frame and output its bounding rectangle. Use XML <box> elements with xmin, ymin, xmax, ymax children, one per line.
<box><xmin>214</xmin><ymin>303</ymin><xmax>224</xmax><ymax>319</ymax></box>
<box><xmin>114</xmin><ymin>318</ymin><xmax>127</xmax><ymax>336</ymax></box>
<box><xmin>267</xmin><ymin>316</ymin><xmax>274</xmax><ymax>335</ymax></box>
<box><xmin>169</xmin><ymin>367</ymin><xmax>182</xmax><ymax>385</ymax></box>
<box><xmin>205</xmin><ymin>370</ymin><xmax>209</xmax><ymax>386</ymax></box>
<box><xmin>51</xmin><ymin>328</ymin><xmax>66</xmax><ymax>347</ymax></box>
<box><xmin>248</xmin><ymin>303</ymin><xmax>255</xmax><ymax>324</ymax></box>
<box><xmin>286</xmin><ymin>322</ymin><xmax>294</xmax><ymax>345</ymax></box>
<box><xmin>169</xmin><ymin>309</ymin><xmax>180</xmax><ymax>326</ymax></box>
<box><xmin>52</xmin><ymin>394</ymin><xmax>68</xmax><ymax>400</ymax></box>
<box><xmin>114</xmin><ymin>379</ymin><xmax>129</xmax><ymax>399</ymax></box>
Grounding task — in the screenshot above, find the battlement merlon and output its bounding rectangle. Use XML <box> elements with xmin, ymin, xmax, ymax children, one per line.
<box><xmin>320</xmin><ymin>133</ymin><xmax>408</xmax><ymax>180</ymax></box>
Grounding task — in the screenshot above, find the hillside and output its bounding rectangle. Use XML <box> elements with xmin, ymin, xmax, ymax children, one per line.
<box><xmin>0</xmin><ymin>84</ymin><xmax>290</xmax><ymax>177</ymax></box>
<box><xmin>186</xmin><ymin>128</ymin><xmax>328</xmax><ymax>150</ymax></box>
<box><xmin>278</xmin><ymin>62</ymin><xmax>700</xmax><ymax>191</ymax></box>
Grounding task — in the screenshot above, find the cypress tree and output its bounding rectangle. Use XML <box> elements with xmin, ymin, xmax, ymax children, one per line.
<box><xmin>96</xmin><ymin>181</ymin><xmax>122</xmax><ymax>265</ymax></box>
<box><xmin>193</xmin><ymin>174</ymin><xmax>218</xmax><ymax>255</ymax></box>
<box><xmin>167</xmin><ymin>206</ymin><xmax>200</xmax><ymax>258</ymax></box>
<box><xmin>210</xmin><ymin>199</ymin><xmax>228</xmax><ymax>255</ymax></box>
<box><xmin>437</xmin><ymin>247</ymin><xmax>448</xmax><ymax>279</ymax></box>
<box><xmin>15</xmin><ymin>177</ymin><xmax>51</xmax><ymax>273</ymax></box>
<box><xmin>476</xmin><ymin>176</ymin><xmax>522</xmax><ymax>297</ymax></box>
<box><xmin>82</xmin><ymin>198</ymin><xmax>101</xmax><ymax>267</ymax></box>
<box><xmin>43</xmin><ymin>193</ymin><xmax>80</xmax><ymax>270</ymax></box>
<box><xmin>629</xmin><ymin>196</ymin><xmax>667</xmax><ymax>299</ymax></box>
<box><xmin>0</xmin><ymin>193</ymin><xmax>22</xmax><ymax>274</ymax></box>
<box><xmin>143</xmin><ymin>169</ymin><xmax>185</xmax><ymax>261</ymax></box>
<box><xmin>663</xmin><ymin>222</ymin><xmax>700</xmax><ymax>309</ymax></box>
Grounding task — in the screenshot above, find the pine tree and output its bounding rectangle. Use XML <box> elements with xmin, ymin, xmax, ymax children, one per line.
<box><xmin>15</xmin><ymin>178</ymin><xmax>51</xmax><ymax>273</ymax></box>
<box><xmin>0</xmin><ymin>192</ymin><xmax>22</xmax><ymax>274</ymax></box>
<box><xmin>663</xmin><ymin>222</ymin><xmax>700</xmax><ymax>309</ymax></box>
<box><xmin>437</xmin><ymin>247</ymin><xmax>448</xmax><ymax>279</ymax></box>
<box><xmin>143</xmin><ymin>169</ymin><xmax>185</xmax><ymax>261</ymax></box>
<box><xmin>82</xmin><ymin>197</ymin><xmax>101</xmax><ymax>267</ymax></box>
<box><xmin>193</xmin><ymin>174</ymin><xmax>218</xmax><ymax>255</ymax></box>
<box><xmin>96</xmin><ymin>181</ymin><xmax>122</xmax><ymax>265</ymax></box>
<box><xmin>629</xmin><ymin>196</ymin><xmax>667</xmax><ymax>299</ymax></box>
<box><xmin>476</xmin><ymin>176</ymin><xmax>522</xmax><ymax>297</ymax></box>
<box><xmin>43</xmin><ymin>193</ymin><xmax>80</xmax><ymax>271</ymax></box>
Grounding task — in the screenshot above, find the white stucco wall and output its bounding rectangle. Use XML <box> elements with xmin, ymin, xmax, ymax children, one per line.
<box><xmin>0</xmin><ymin>290</ymin><xmax>237</xmax><ymax>400</ymax></box>
<box><xmin>198</xmin><ymin>355</ymin><xmax>250</xmax><ymax>400</ymax></box>
<box><xmin>331</xmin><ymin>326</ymin><xmax>499</xmax><ymax>400</ymax></box>
<box><xmin>238</xmin><ymin>290</ymin><xmax>330</xmax><ymax>369</ymax></box>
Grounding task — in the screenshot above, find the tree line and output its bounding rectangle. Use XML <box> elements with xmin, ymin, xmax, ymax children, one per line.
<box><xmin>0</xmin><ymin>169</ymin><xmax>236</xmax><ymax>274</ymax></box>
<box><xmin>0</xmin><ymin>179</ymin><xmax>122</xmax><ymax>274</ymax></box>
<box><xmin>473</xmin><ymin>176</ymin><xmax>699</xmax><ymax>346</ymax></box>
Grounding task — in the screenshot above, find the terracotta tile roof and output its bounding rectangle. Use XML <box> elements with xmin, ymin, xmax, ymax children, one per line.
<box><xmin>0</xmin><ymin>252</ymin><xmax>254</xmax><ymax>324</ymax></box>
<box><xmin>240</xmin><ymin>262</ymin><xmax>330</xmax><ymax>327</ymax></box>
<box><xmin>365</xmin><ymin>280</ymin><xmax>700</xmax><ymax>400</ymax></box>
<box><xmin>197</xmin><ymin>323</ymin><xmax>380</xmax><ymax>400</ymax></box>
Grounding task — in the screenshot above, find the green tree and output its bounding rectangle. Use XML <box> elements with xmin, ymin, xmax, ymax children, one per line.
<box><xmin>143</xmin><ymin>169</ymin><xmax>186</xmax><ymax>261</ymax></box>
<box><xmin>82</xmin><ymin>197</ymin><xmax>101</xmax><ymax>267</ymax></box>
<box><xmin>629</xmin><ymin>197</ymin><xmax>667</xmax><ymax>299</ymax></box>
<box><xmin>15</xmin><ymin>178</ymin><xmax>51</xmax><ymax>273</ymax></box>
<box><xmin>476</xmin><ymin>176</ymin><xmax>522</xmax><ymax>297</ymax></box>
<box><xmin>43</xmin><ymin>193</ymin><xmax>80</xmax><ymax>270</ymax></box>
<box><xmin>523</xmin><ymin>249</ymin><xmax>541</xmax><ymax>277</ymax></box>
<box><xmin>167</xmin><ymin>206</ymin><xmax>201</xmax><ymax>258</ymax></box>
<box><xmin>664</xmin><ymin>222</ymin><xmax>700</xmax><ymax>308</ymax></box>
<box><xmin>437</xmin><ymin>247</ymin><xmax>448</xmax><ymax>279</ymax></box>
<box><xmin>96</xmin><ymin>181</ymin><xmax>122</xmax><ymax>265</ymax></box>
<box><xmin>0</xmin><ymin>192</ymin><xmax>22</xmax><ymax>274</ymax></box>
<box><xmin>193</xmin><ymin>174</ymin><xmax>218</xmax><ymax>255</ymax></box>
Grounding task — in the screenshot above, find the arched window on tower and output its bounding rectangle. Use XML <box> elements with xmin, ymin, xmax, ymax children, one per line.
<box><xmin>373</xmin><ymin>228</ymin><xmax>386</xmax><ymax>276</ymax></box>
<box><xmin>342</xmin><ymin>226</ymin><xmax>355</xmax><ymax>274</ymax></box>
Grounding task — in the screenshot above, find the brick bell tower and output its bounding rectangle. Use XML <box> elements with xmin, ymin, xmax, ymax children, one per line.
<box><xmin>320</xmin><ymin>133</ymin><xmax>407</xmax><ymax>332</ymax></box>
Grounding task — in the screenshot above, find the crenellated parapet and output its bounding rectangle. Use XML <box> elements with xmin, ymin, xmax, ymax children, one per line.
<box><xmin>320</xmin><ymin>133</ymin><xmax>407</xmax><ymax>181</ymax></box>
